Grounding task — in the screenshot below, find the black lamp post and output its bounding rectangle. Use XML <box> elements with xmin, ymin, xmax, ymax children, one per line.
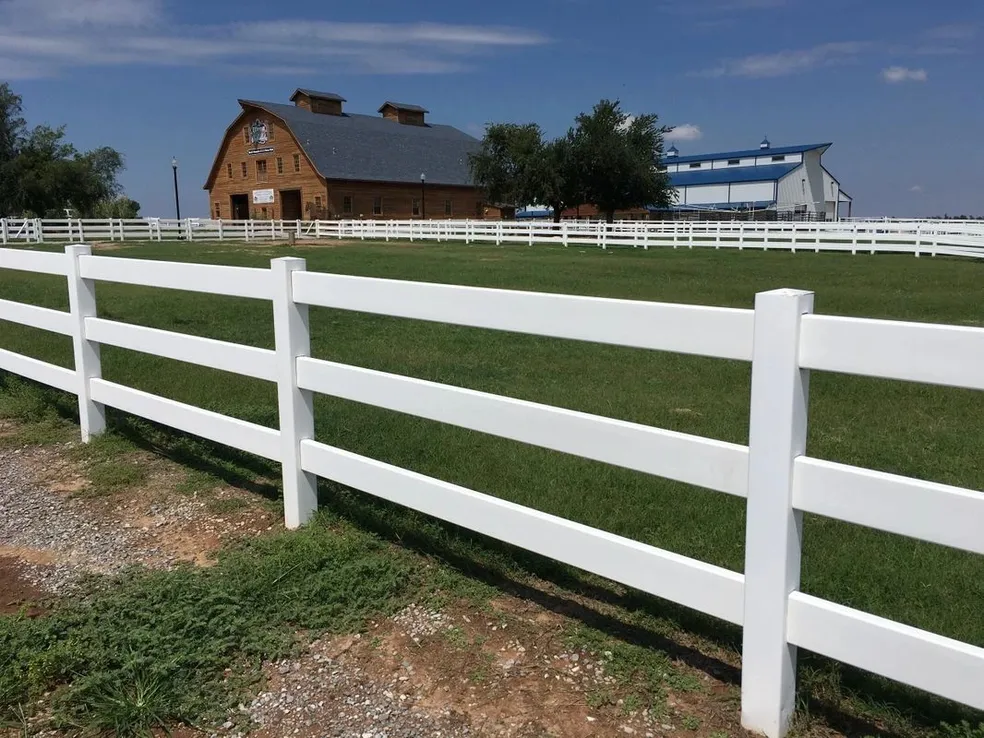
<box><xmin>171</xmin><ymin>157</ymin><xmax>181</xmax><ymax>220</ymax></box>
<box><xmin>420</xmin><ymin>172</ymin><xmax>426</xmax><ymax>219</ymax></box>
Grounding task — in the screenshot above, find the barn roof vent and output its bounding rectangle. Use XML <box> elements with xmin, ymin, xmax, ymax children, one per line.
<box><xmin>291</xmin><ymin>89</ymin><xmax>346</xmax><ymax>115</ymax></box>
<box><xmin>666</xmin><ymin>144</ymin><xmax>679</xmax><ymax>157</ymax></box>
<box><xmin>760</xmin><ymin>136</ymin><xmax>771</xmax><ymax>150</ymax></box>
<box><xmin>379</xmin><ymin>101</ymin><xmax>429</xmax><ymax>126</ymax></box>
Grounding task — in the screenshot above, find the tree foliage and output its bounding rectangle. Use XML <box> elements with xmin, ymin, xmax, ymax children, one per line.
<box><xmin>572</xmin><ymin>99</ymin><xmax>674</xmax><ymax>222</ymax></box>
<box><xmin>0</xmin><ymin>83</ymin><xmax>131</xmax><ymax>218</ymax></box>
<box><xmin>469</xmin><ymin>98</ymin><xmax>674</xmax><ymax>223</ymax></box>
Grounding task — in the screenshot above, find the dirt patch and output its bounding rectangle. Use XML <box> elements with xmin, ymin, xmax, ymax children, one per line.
<box><xmin>229</xmin><ymin>599</ymin><xmax>751</xmax><ymax>738</ymax></box>
<box><xmin>0</xmin><ymin>556</ymin><xmax>47</xmax><ymax>616</ymax></box>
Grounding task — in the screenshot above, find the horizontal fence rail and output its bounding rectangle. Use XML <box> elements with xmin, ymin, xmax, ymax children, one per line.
<box><xmin>1</xmin><ymin>244</ymin><xmax>983</xmax><ymax>737</ymax></box>
<box><xmin>2</xmin><ymin>217</ymin><xmax>984</xmax><ymax>259</ymax></box>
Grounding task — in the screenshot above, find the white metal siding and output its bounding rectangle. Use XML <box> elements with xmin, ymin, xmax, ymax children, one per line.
<box><xmin>731</xmin><ymin>182</ymin><xmax>776</xmax><ymax>203</ymax></box>
<box><xmin>777</xmin><ymin>168</ymin><xmax>807</xmax><ymax>210</ymax></box>
<box><xmin>685</xmin><ymin>184</ymin><xmax>731</xmax><ymax>205</ymax></box>
<box><xmin>755</xmin><ymin>153</ymin><xmax>803</xmax><ymax>166</ymax></box>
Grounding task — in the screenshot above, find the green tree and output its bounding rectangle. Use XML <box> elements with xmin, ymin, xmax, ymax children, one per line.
<box><xmin>570</xmin><ymin>99</ymin><xmax>674</xmax><ymax>222</ymax></box>
<box><xmin>530</xmin><ymin>135</ymin><xmax>582</xmax><ymax>223</ymax></box>
<box><xmin>0</xmin><ymin>83</ymin><xmax>129</xmax><ymax>218</ymax></box>
<box><xmin>91</xmin><ymin>197</ymin><xmax>141</xmax><ymax>219</ymax></box>
<box><xmin>468</xmin><ymin>123</ymin><xmax>544</xmax><ymax>210</ymax></box>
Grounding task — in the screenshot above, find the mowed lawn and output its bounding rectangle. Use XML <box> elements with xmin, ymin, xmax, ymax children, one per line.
<box><xmin>2</xmin><ymin>240</ymin><xmax>984</xmax><ymax>651</ymax></box>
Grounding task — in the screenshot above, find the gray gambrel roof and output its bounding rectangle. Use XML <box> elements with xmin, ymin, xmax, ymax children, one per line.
<box><xmin>239</xmin><ymin>99</ymin><xmax>479</xmax><ymax>187</ymax></box>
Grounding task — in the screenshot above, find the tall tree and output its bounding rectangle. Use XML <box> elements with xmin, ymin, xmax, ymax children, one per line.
<box><xmin>530</xmin><ymin>135</ymin><xmax>582</xmax><ymax>223</ymax></box>
<box><xmin>0</xmin><ymin>83</ymin><xmax>129</xmax><ymax>218</ymax></box>
<box><xmin>468</xmin><ymin>123</ymin><xmax>544</xmax><ymax>209</ymax></box>
<box><xmin>571</xmin><ymin>99</ymin><xmax>674</xmax><ymax>222</ymax></box>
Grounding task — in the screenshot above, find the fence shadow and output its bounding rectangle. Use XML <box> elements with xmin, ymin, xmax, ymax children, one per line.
<box><xmin>106</xmin><ymin>411</ymin><xmax>283</xmax><ymax>501</ymax></box>
<box><xmin>317</xmin><ymin>481</ymin><xmax>979</xmax><ymax>738</ymax></box>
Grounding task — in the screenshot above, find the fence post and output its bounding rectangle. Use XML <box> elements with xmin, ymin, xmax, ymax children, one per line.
<box><xmin>65</xmin><ymin>245</ymin><xmax>106</xmax><ymax>442</ymax></box>
<box><xmin>0</xmin><ymin>218</ymin><xmax>6</xmax><ymax>245</ymax></box>
<box><xmin>741</xmin><ymin>288</ymin><xmax>813</xmax><ymax>738</ymax></box>
<box><xmin>271</xmin><ymin>257</ymin><xmax>318</xmax><ymax>529</ymax></box>
<box><xmin>914</xmin><ymin>223</ymin><xmax>922</xmax><ymax>258</ymax></box>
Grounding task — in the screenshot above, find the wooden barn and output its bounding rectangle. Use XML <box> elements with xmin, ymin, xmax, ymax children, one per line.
<box><xmin>203</xmin><ymin>89</ymin><xmax>492</xmax><ymax>221</ymax></box>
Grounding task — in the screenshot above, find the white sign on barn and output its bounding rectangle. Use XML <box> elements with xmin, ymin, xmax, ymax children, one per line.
<box><xmin>252</xmin><ymin>189</ymin><xmax>275</xmax><ymax>205</ymax></box>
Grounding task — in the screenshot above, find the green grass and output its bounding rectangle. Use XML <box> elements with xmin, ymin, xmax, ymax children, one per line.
<box><xmin>2</xmin><ymin>240</ymin><xmax>984</xmax><ymax>733</ymax></box>
<box><xmin>0</xmin><ymin>512</ymin><xmax>422</xmax><ymax>735</ymax></box>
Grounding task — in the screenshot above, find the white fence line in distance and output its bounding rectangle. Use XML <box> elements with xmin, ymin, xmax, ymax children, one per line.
<box><xmin>2</xmin><ymin>217</ymin><xmax>984</xmax><ymax>259</ymax></box>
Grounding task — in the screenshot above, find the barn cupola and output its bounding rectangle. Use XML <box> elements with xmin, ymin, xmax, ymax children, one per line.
<box><xmin>759</xmin><ymin>136</ymin><xmax>771</xmax><ymax>150</ymax></box>
<box><xmin>379</xmin><ymin>101</ymin><xmax>429</xmax><ymax>126</ymax></box>
<box><xmin>290</xmin><ymin>89</ymin><xmax>346</xmax><ymax>115</ymax></box>
<box><xmin>666</xmin><ymin>144</ymin><xmax>679</xmax><ymax>157</ymax></box>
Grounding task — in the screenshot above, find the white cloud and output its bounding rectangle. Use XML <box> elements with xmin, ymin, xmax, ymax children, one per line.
<box><xmin>882</xmin><ymin>66</ymin><xmax>927</xmax><ymax>83</ymax></box>
<box><xmin>910</xmin><ymin>185</ymin><xmax>924</xmax><ymax>193</ymax></box>
<box><xmin>665</xmin><ymin>123</ymin><xmax>703</xmax><ymax>142</ymax></box>
<box><xmin>0</xmin><ymin>0</ymin><xmax>548</xmax><ymax>78</ymax></box>
<box><xmin>695</xmin><ymin>41</ymin><xmax>870</xmax><ymax>78</ymax></box>
<box><xmin>925</xmin><ymin>23</ymin><xmax>977</xmax><ymax>41</ymax></box>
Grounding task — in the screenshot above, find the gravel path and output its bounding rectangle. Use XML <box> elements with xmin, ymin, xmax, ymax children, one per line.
<box><xmin>0</xmin><ymin>445</ymin><xmax>198</xmax><ymax>594</ymax></box>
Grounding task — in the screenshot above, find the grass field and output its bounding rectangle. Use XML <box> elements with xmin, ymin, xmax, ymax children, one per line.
<box><xmin>2</xmin><ymin>240</ymin><xmax>984</xmax><ymax>731</ymax></box>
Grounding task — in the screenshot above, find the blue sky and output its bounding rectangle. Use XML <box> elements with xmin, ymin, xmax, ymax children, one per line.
<box><xmin>2</xmin><ymin>0</ymin><xmax>981</xmax><ymax>217</ymax></box>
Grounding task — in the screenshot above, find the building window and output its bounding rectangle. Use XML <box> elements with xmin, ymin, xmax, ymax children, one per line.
<box><xmin>276</xmin><ymin>157</ymin><xmax>284</xmax><ymax>175</ymax></box>
<box><xmin>293</xmin><ymin>154</ymin><xmax>300</xmax><ymax>173</ymax></box>
<box><xmin>241</xmin><ymin>162</ymin><xmax>247</xmax><ymax>178</ymax></box>
<box><xmin>444</xmin><ymin>199</ymin><xmax>453</xmax><ymax>216</ymax></box>
<box><xmin>214</xmin><ymin>202</ymin><xmax>221</xmax><ymax>218</ymax></box>
<box><xmin>343</xmin><ymin>195</ymin><xmax>353</xmax><ymax>214</ymax></box>
<box><xmin>728</xmin><ymin>159</ymin><xmax>740</xmax><ymax>165</ymax></box>
<box><xmin>372</xmin><ymin>196</ymin><xmax>382</xmax><ymax>216</ymax></box>
<box><xmin>261</xmin><ymin>207</ymin><xmax>268</xmax><ymax>218</ymax></box>
<box><xmin>315</xmin><ymin>195</ymin><xmax>322</xmax><ymax>210</ymax></box>
<box><xmin>689</xmin><ymin>163</ymin><xmax>701</xmax><ymax>169</ymax></box>
<box><xmin>412</xmin><ymin>198</ymin><xmax>420</xmax><ymax>216</ymax></box>
<box><xmin>771</xmin><ymin>155</ymin><xmax>786</xmax><ymax>162</ymax></box>
<box><xmin>243</xmin><ymin>126</ymin><xmax>249</xmax><ymax>144</ymax></box>
<box><xmin>256</xmin><ymin>159</ymin><xmax>268</xmax><ymax>183</ymax></box>
<box><xmin>227</xmin><ymin>163</ymin><xmax>233</xmax><ymax>179</ymax></box>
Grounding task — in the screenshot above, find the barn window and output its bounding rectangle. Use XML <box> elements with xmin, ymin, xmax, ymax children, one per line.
<box><xmin>214</xmin><ymin>202</ymin><xmax>221</xmax><ymax>218</ymax></box>
<box><xmin>728</xmin><ymin>159</ymin><xmax>740</xmax><ymax>165</ymax></box>
<box><xmin>261</xmin><ymin>207</ymin><xmax>268</xmax><ymax>218</ymax></box>
<box><xmin>372</xmin><ymin>196</ymin><xmax>382</xmax><ymax>216</ymax></box>
<box><xmin>243</xmin><ymin>126</ymin><xmax>249</xmax><ymax>143</ymax></box>
<box><xmin>444</xmin><ymin>199</ymin><xmax>453</xmax><ymax>216</ymax></box>
<box><xmin>293</xmin><ymin>154</ymin><xmax>301</xmax><ymax>173</ymax></box>
<box><xmin>315</xmin><ymin>195</ymin><xmax>322</xmax><ymax>210</ymax></box>
<box><xmin>343</xmin><ymin>195</ymin><xmax>353</xmax><ymax>214</ymax></box>
<box><xmin>241</xmin><ymin>162</ymin><xmax>247</xmax><ymax>178</ymax></box>
<box><xmin>412</xmin><ymin>198</ymin><xmax>421</xmax><ymax>216</ymax></box>
<box><xmin>689</xmin><ymin>163</ymin><xmax>701</xmax><ymax>169</ymax></box>
<box><xmin>227</xmin><ymin>163</ymin><xmax>233</xmax><ymax>179</ymax></box>
<box><xmin>771</xmin><ymin>155</ymin><xmax>786</xmax><ymax>162</ymax></box>
<box><xmin>276</xmin><ymin>157</ymin><xmax>284</xmax><ymax>175</ymax></box>
<box><xmin>256</xmin><ymin>159</ymin><xmax>268</xmax><ymax>183</ymax></box>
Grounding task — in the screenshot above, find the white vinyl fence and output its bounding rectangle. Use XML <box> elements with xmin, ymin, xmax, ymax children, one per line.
<box><xmin>1</xmin><ymin>245</ymin><xmax>983</xmax><ymax>737</ymax></box>
<box><xmin>3</xmin><ymin>217</ymin><xmax>984</xmax><ymax>258</ymax></box>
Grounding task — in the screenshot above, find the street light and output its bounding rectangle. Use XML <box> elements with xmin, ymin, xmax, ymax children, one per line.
<box><xmin>420</xmin><ymin>172</ymin><xmax>426</xmax><ymax>219</ymax></box>
<box><xmin>171</xmin><ymin>157</ymin><xmax>181</xmax><ymax>220</ymax></box>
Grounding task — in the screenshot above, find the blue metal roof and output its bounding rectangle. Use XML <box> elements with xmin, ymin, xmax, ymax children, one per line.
<box><xmin>666</xmin><ymin>142</ymin><xmax>830</xmax><ymax>165</ymax></box>
<box><xmin>649</xmin><ymin>200</ymin><xmax>776</xmax><ymax>212</ymax></box>
<box><xmin>670</xmin><ymin>162</ymin><xmax>800</xmax><ymax>187</ymax></box>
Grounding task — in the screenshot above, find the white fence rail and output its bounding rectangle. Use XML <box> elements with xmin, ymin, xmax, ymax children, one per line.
<box><xmin>1</xmin><ymin>245</ymin><xmax>983</xmax><ymax>736</ymax></box>
<box><xmin>3</xmin><ymin>217</ymin><xmax>984</xmax><ymax>258</ymax></box>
